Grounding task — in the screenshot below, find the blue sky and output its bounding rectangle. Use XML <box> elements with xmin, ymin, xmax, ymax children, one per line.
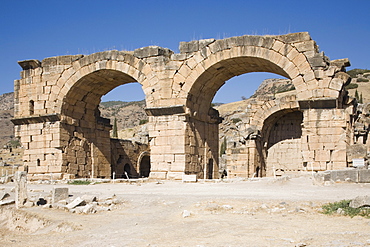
<box><xmin>1</xmin><ymin>0</ymin><xmax>369</xmax><ymax>103</ymax></box>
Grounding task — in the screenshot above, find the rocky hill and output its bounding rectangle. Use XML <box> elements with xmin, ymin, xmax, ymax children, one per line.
<box><xmin>0</xmin><ymin>92</ymin><xmax>15</xmax><ymax>148</ymax></box>
<box><xmin>99</xmin><ymin>100</ymin><xmax>147</xmax><ymax>130</ymax></box>
<box><xmin>346</xmin><ymin>69</ymin><xmax>370</xmax><ymax>103</ymax></box>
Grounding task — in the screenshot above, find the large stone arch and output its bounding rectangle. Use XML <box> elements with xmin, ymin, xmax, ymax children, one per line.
<box><xmin>55</xmin><ymin>52</ymin><xmax>156</xmax><ymax>179</ymax></box>
<box><xmin>174</xmin><ymin>32</ymin><xmax>351</xmax><ymax>179</ymax></box>
<box><xmin>53</xmin><ymin>51</ymin><xmax>155</xmax><ymax>113</ymax></box>
<box><xmin>13</xmin><ymin>32</ymin><xmax>353</xmax><ymax>180</ymax></box>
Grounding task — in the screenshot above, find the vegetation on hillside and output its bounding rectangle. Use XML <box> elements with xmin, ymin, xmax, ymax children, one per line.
<box><xmin>220</xmin><ymin>137</ymin><xmax>227</xmax><ymax>157</ymax></box>
<box><xmin>100</xmin><ymin>100</ymin><xmax>146</xmax><ymax>108</ymax></box>
<box><xmin>347</xmin><ymin>69</ymin><xmax>370</xmax><ymax>78</ymax></box>
<box><xmin>345</xmin><ymin>83</ymin><xmax>358</xmax><ymax>90</ymax></box>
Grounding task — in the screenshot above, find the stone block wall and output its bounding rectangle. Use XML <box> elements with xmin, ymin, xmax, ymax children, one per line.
<box><xmin>110</xmin><ymin>139</ymin><xmax>149</xmax><ymax>178</ymax></box>
<box><xmin>226</xmin><ymin>141</ymin><xmax>257</xmax><ymax>178</ymax></box>
<box><xmin>301</xmin><ymin>108</ymin><xmax>349</xmax><ymax>171</ymax></box>
<box><xmin>185</xmin><ymin>117</ymin><xmax>219</xmax><ymax>179</ymax></box>
<box><xmin>12</xmin><ymin>32</ymin><xmax>354</xmax><ymax>180</ymax></box>
<box><xmin>148</xmin><ymin>114</ymin><xmax>188</xmax><ymax>180</ymax></box>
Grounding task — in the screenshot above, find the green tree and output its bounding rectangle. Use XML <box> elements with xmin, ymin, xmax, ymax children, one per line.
<box><xmin>220</xmin><ymin>137</ymin><xmax>227</xmax><ymax>157</ymax></box>
<box><xmin>355</xmin><ymin>89</ymin><xmax>359</xmax><ymax>100</ymax></box>
<box><xmin>359</xmin><ymin>93</ymin><xmax>363</xmax><ymax>103</ymax></box>
<box><xmin>112</xmin><ymin>118</ymin><xmax>118</xmax><ymax>138</ymax></box>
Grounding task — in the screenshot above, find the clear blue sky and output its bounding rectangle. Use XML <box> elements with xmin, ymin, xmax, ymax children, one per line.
<box><xmin>1</xmin><ymin>0</ymin><xmax>369</xmax><ymax>103</ymax></box>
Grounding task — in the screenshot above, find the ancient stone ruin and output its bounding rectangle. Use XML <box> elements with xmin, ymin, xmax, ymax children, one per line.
<box><xmin>11</xmin><ymin>32</ymin><xmax>365</xmax><ymax>180</ymax></box>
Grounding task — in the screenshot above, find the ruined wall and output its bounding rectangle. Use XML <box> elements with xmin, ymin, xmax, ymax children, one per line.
<box><xmin>13</xmin><ymin>32</ymin><xmax>353</xmax><ymax>180</ymax></box>
<box><xmin>110</xmin><ymin>139</ymin><xmax>149</xmax><ymax>179</ymax></box>
<box><xmin>147</xmin><ymin>114</ymin><xmax>188</xmax><ymax>180</ymax></box>
<box><xmin>265</xmin><ymin>111</ymin><xmax>303</xmax><ymax>176</ymax></box>
<box><xmin>185</xmin><ymin>116</ymin><xmax>220</xmax><ymax>179</ymax></box>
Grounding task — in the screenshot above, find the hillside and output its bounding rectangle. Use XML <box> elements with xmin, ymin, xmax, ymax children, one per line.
<box><xmin>99</xmin><ymin>100</ymin><xmax>147</xmax><ymax>130</ymax></box>
<box><xmin>0</xmin><ymin>92</ymin><xmax>15</xmax><ymax>148</ymax></box>
<box><xmin>345</xmin><ymin>69</ymin><xmax>370</xmax><ymax>103</ymax></box>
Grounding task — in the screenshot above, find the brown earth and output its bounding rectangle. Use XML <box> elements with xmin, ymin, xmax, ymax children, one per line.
<box><xmin>1</xmin><ymin>176</ymin><xmax>370</xmax><ymax>246</ymax></box>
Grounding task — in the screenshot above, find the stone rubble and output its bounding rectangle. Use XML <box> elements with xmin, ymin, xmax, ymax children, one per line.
<box><xmin>349</xmin><ymin>195</ymin><xmax>370</xmax><ymax>208</ymax></box>
<box><xmin>0</xmin><ymin>184</ymin><xmax>122</xmax><ymax>214</ymax></box>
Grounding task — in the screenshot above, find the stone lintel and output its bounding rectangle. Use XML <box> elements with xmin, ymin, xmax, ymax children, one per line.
<box><xmin>97</xmin><ymin>116</ymin><xmax>111</xmax><ymax>126</ymax></box>
<box><xmin>298</xmin><ymin>98</ymin><xmax>337</xmax><ymax>109</ymax></box>
<box><xmin>134</xmin><ymin>46</ymin><xmax>174</xmax><ymax>58</ymax></box>
<box><xmin>331</xmin><ymin>58</ymin><xmax>351</xmax><ymax>68</ymax></box>
<box><xmin>11</xmin><ymin>114</ymin><xmax>60</xmax><ymax>125</ymax></box>
<box><xmin>18</xmin><ymin>59</ymin><xmax>41</xmax><ymax>70</ymax></box>
<box><xmin>145</xmin><ymin>105</ymin><xmax>186</xmax><ymax>116</ymax></box>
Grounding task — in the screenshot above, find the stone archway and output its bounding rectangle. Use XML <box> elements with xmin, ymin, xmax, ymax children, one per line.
<box><xmin>14</xmin><ymin>51</ymin><xmax>157</xmax><ymax>180</ymax></box>
<box><xmin>13</xmin><ymin>32</ymin><xmax>352</xmax><ymax>180</ymax></box>
<box><xmin>262</xmin><ymin>110</ymin><xmax>304</xmax><ymax>176</ymax></box>
<box><xmin>179</xmin><ymin>34</ymin><xmax>315</xmax><ymax>179</ymax></box>
<box><xmin>138</xmin><ymin>151</ymin><xmax>150</xmax><ymax>178</ymax></box>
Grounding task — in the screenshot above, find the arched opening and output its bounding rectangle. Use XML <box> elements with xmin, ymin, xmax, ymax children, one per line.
<box><xmin>214</xmin><ymin>72</ymin><xmax>291</xmax><ymax>178</ymax></box>
<box><xmin>207</xmin><ymin>158</ymin><xmax>214</xmax><ymax>179</ymax></box>
<box><xmin>262</xmin><ymin>110</ymin><xmax>303</xmax><ymax>176</ymax></box>
<box><xmin>61</xmin><ymin>69</ymin><xmax>147</xmax><ymax>179</ymax></box>
<box><xmin>29</xmin><ymin>100</ymin><xmax>34</xmax><ymax>115</ymax></box>
<box><xmin>213</xmin><ymin>72</ymin><xmax>287</xmax><ymax>104</ymax></box>
<box><xmin>186</xmin><ymin>55</ymin><xmax>302</xmax><ymax>179</ymax></box>
<box><xmin>123</xmin><ymin>163</ymin><xmax>131</xmax><ymax>179</ymax></box>
<box><xmin>139</xmin><ymin>155</ymin><xmax>150</xmax><ymax>178</ymax></box>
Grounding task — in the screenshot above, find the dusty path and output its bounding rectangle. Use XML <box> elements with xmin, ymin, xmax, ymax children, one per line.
<box><xmin>1</xmin><ymin>177</ymin><xmax>370</xmax><ymax>246</ymax></box>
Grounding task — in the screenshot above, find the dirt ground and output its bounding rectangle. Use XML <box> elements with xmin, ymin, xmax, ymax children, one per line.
<box><xmin>1</xmin><ymin>176</ymin><xmax>370</xmax><ymax>247</ymax></box>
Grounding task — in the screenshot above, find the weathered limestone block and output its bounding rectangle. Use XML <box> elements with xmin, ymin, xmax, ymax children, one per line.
<box><xmin>329</xmin><ymin>78</ymin><xmax>344</xmax><ymax>91</ymax></box>
<box><xmin>134</xmin><ymin>46</ymin><xmax>173</xmax><ymax>59</ymax></box>
<box><xmin>15</xmin><ymin>171</ymin><xmax>27</xmax><ymax>209</ymax></box>
<box><xmin>52</xmin><ymin>187</ymin><xmax>69</xmax><ymax>204</ymax></box>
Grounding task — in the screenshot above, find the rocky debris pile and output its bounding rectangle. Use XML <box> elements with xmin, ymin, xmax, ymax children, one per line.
<box><xmin>0</xmin><ymin>190</ymin><xmax>14</xmax><ymax>206</ymax></box>
<box><xmin>0</xmin><ymin>92</ymin><xmax>14</xmax><ymax>111</ymax></box>
<box><xmin>0</xmin><ymin>186</ymin><xmax>122</xmax><ymax>214</ymax></box>
<box><xmin>53</xmin><ymin>194</ymin><xmax>122</xmax><ymax>214</ymax></box>
<box><xmin>349</xmin><ymin>195</ymin><xmax>370</xmax><ymax>208</ymax></box>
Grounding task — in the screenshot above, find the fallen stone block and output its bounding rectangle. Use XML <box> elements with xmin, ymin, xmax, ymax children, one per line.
<box><xmin>66</xmin><ymin>197</ymin><xmax>86</xmax><ymax>210</ymax></box>
<box><xmin>330</xmin><ymin>170</ymin><xmax>358</xmax><ymax>182</ymax></box>
<box><xmin>79</xmin><ymin>204</ymin><xmax>96</xmax><ymax>214</ymax></box>
<box><xmin>97</xmin><ymin>206</ymin><xmax>111</xmax><ymax>212</ymax></box>
<box><xmin>182</xmin><ymin>210</ymin><xmax>191</xmax><ymax>218</ymax></box>
<box><xmin>42</xmin><ymin>204</ymin><xmax>52</xmax><ymax>209</ymax></box>
<box><xmin>182</xmin><ymin>174</ymin><xmax>197</xmax><ymax>183</ymax></box>
<box><xmin>0</xmin><ymin>192</ymin><xmax>10</xmax><ymax>200</ymax></box>
<box><xmin>350</xmin><ymin>195</ymin><xmax>370</xmax><ymax>208</ymax></box>
<box><xmin>81</xmin><ymin>195</ymin><xmax>97</xmax><ymax>203</ymax></box>
<box><xmin>358</xmin><ymin>170</ymin><xmax>370</xmax><ymax>183</ymax></box>
<box><xmin>53</xmin><ymin>203</ymin><xmax>67</xmax><ymax>210</ymax></box>
<box><xmin>0</xmin><ymin>199</ymin><xmax>15</xmax><ymax>206</ymax></box>
<box><xmin>24</xmin><ymin>201</ymin><xmax>34</xmax><ymax>207</ymax></box>
<box><xmin>57</xmin><ymin>199</ymin><xmax>68</xmax><ymax>205</ymax></box>
<box><xmin>52</xmin><ymin>187</ymin><xmax>69</xmax><ymax>204</ymax></box>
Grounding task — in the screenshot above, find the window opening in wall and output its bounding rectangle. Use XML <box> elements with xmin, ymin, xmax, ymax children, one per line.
<box><xmin>207</xmin><ymin>159</ymin><xmax>214</xmax><ymax>179</ymax></box>
<box><xmin>29</xmin><ymin>100</ymin><xmax>34</xmax><ymax>115</ymax></box>
<box><xmin>139</xmin><ymin>155</ymin><xmax>151</xmax><ymax>178</ymax></box>
<box><xmin>123</xmin><ymin>163</ymin><xmax>131</xmax><ymax>179</ymax></box>
<box><xmin>37</xmin><ymin>158</ymin><xmax>40</xmax><ymax>166</ymax></box>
